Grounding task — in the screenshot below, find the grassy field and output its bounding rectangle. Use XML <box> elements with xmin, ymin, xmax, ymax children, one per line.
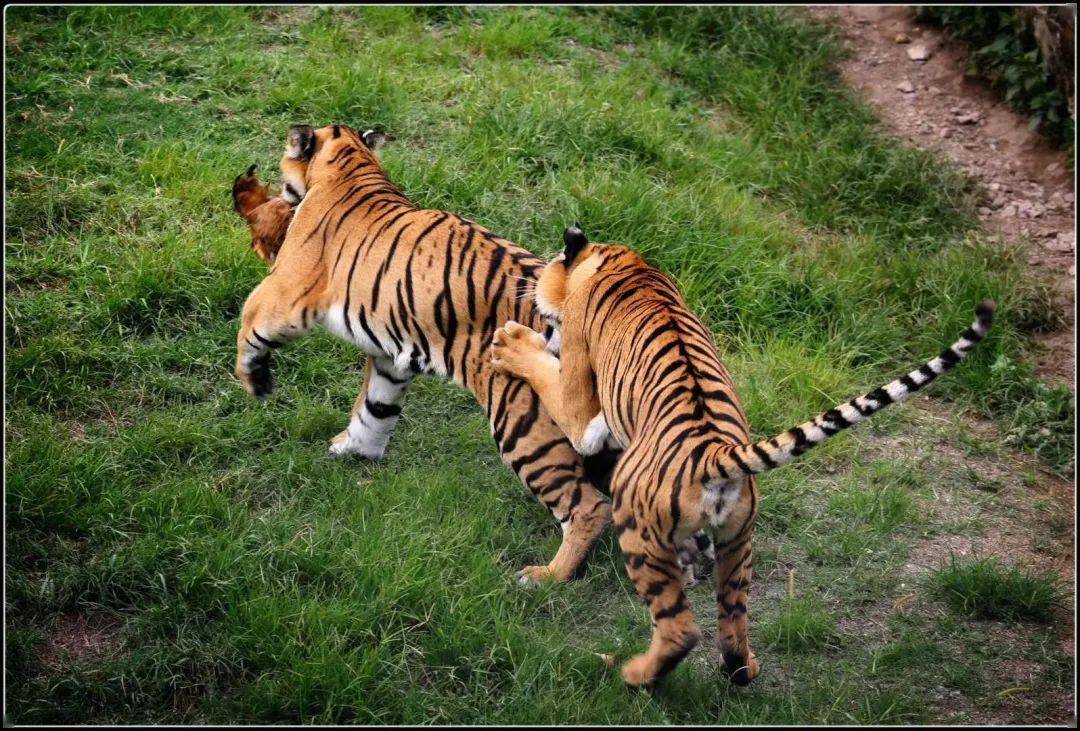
<box><xmin>5</xmin><ymin>6</ymin><xmax>1074</xmax><ymax>724</ymax></box>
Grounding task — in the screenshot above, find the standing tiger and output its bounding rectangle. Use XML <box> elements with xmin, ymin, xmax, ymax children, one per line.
<box><xmin>232</xmin><ymin>123</ymin><xmax>717</xmax><ymax>585</ymax></box>
<box><xmin>490</xmin><ymin>225</ymin><xmax>995</xmax><ymax>688</ymax></box>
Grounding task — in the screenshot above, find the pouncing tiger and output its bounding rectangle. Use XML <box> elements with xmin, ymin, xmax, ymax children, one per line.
<box><xmin>230</xmin><ymin>123</ymin><xmax>713</xmax><ymax>586</ymax></box>
<box><xmin>490</xmin><ymin>224</ymin><xmax>995</xmax><ymax>688</ymax></box>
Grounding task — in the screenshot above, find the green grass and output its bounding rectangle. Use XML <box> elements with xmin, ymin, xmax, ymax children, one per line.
<box><xmin>4</xmin><ymin>5</ymin><xmax>1074</xmax><ymax>724</ymax></box>
<box><xmin>762</xmin><ymin>597</ymin><xmax>838</xmax><ymax>653</ymax></box>
<box><xmin>930</xmin><ymin>556</ymin><xmax>1066</xmax><ymax>622</ymax></box>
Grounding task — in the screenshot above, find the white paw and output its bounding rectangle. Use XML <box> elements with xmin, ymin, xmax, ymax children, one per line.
<box><xmin>328</xmin><ymin>438</ymin><xmax>385</xmax><ymax>461</ymax></box>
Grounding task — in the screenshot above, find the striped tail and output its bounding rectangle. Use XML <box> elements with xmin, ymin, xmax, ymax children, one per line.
<box><xmin>714</xmin><ymin>301</ymin><xmax>995</xmax><ymax>479</ymax></box>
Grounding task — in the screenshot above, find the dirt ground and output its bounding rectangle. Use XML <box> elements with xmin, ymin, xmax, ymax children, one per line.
<box><xmin>809</xmin><ymin>5</ymin><xmax>1076</xmax><ymax>390</ymax></box>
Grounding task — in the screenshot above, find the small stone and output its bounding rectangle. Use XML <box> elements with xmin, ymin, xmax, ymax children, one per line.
<box><xmin>939</xmin><ymin>127</ymin><xmax>953</xmax><ymax>139</ymax></box>
<box><xmin>987</xmin><ymin>195</ymin><xmax>1005</xmax><ymax>210</ymax></box>
<box><xmin>1044</xmin><ymin>232</ymin><xmax>1075</xmax><ymax>252</ymax></box>
<box><xmin>894</xmin><ymin>33</ymin><xmax>911</xmax><ymax>44</ymax></box>
<box><xmin>989</xmin><ymin>182</ymin><xmax>1001</xmax><ymax>192</ymax></box>
<box><xmin>907</xmin><ymin>44</ymin><xmax>931</xmax><ymax>61</ymax></box>
<box><xmin>896</xmin><ymin>80</ymin><xmax>915</xmax><ymax>93</ymax></box>
<box><xmin>928</xmin><ymin>85</ymin><xmax>942</xmax><ymax>95</ymax></box>
<box><xmin>1064</xmin><ymin>193</ymin><xmax>1074</xmax><ymax>205</ymax></box>
<box><xmin>956</xmin><ymin>112</ymin><xmax>981</xmax><ymax>125</ymax></box>
<box><xmin>1000</xmin><ymin>205</ymin><xmax>1017</xmax><ymax>218</ymax></box>
<box><xmin>978</xmin><ymin>206</ymin><xmax>992</xmax><ymax>216</ymax></box>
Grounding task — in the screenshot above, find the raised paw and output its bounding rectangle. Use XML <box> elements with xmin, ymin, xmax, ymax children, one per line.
<box><xmin>620</xmin><ymin>654</ymin><xmax>656</xmax><ymax>688</ymax></box>
<box><xmin>237</xmin><ymin>353</ymin><xmax>274</xmax><ymax>400</ymax></box>
<box><xmin>490</xmin><ymin>320</ymin><xmax>549</xmax><ymax>379</ymax></box>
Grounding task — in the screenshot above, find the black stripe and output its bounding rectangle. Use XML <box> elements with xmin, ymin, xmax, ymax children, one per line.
<box><xmin>365</xmin><ymin>399</ymin><xmax>401</xmax><ymax>420</ymax></box>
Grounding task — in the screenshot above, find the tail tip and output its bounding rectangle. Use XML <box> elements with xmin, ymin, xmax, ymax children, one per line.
<box><xmin>975</xmin><ymin>299</ymin><xmax>995</xmax><ymax>326</ymax></box>
<box><xmin>246</xmin><ymin>163</ymin><xmax>257</xmax><ymax>177</ymax></box>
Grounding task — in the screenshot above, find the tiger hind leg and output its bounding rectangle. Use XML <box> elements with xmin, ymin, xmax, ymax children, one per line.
<box><xmin>617</xmin><ymin>514</ymin><xmax>701</xmax><ymax>687</ymax></box>
<box><xmin>486</xmin><ymin>367</ymin><xmax>611</xmax><ymax>584</ymax></box>
<box><xmin>329</xmin><ymin>355</ymin><xmax>413</xmax><ymax>461</ymax></box>
<box><xmin>713</xmin><ymin>519</ymin><xmax>760</xmax><ymax>686</ymax></box>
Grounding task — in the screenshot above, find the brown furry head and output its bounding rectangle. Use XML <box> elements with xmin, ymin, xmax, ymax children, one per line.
<box><xmin>231</xmin><ymin>164</ymin><xmax>293</xmax><ymax>264</ymax></box>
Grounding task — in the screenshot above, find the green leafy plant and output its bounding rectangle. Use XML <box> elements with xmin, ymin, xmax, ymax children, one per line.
<box><xmin>917</xmin><ymin>7</ymin><xmax>1074</xmax><ymax>149</ymax></box>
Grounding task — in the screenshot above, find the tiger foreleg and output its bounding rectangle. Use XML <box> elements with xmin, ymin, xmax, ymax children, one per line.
<box><xmin>491</xmin><ymin>320</ymin><xmax>607</xmax><ymax>456</ymax></box>
<box><xmin>329</xmin><ymin>355</ymin><xmax>413</xmax><ymax>461</ymax></box>
<box><xmin>235</xmin><ymin>277</ymin><xmax>315</xmax><ymax>399</ymax></box>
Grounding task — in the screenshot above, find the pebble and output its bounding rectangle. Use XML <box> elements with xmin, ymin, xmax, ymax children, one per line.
<box><xmin>939</xmin><ymin>127</ymin><xmax>953</xmax><ymax>139</ymax></box>
<box><xmin>897</xmin><ymin>79</ymin><xmax>915</xmax><ymax>93</ymax></box>
<box><xmin>956</xmin><ymin>112</ymin><xmax>981</xmax><ymax>125</ymax></box>
<box><xmin>894</xmin><ymin>33</ymin><xmax>911</xmax><ymax>44</ymax></box>
<box><xmin>1000</xmin><ymin>205</ymin><xmax>1018</xmax><ymax>218</ymax></box>
<box><xmin>907</xmin><ymin>44</ymin><xmax>931</xmax><ymax>61</ymax></box>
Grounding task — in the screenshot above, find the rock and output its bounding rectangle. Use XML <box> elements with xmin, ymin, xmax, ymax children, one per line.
<box><xmin>907</xmin><ymin>44</ymin><xmax>931</xmax><ymax>61</ymax></box>
<box><xmin>894</xmin><ymin>33</ymin><xmax>911</xmax><ymax>44</ymax></box>
<box><xmin>928</xmin><ymin>85</ymin><xmax>943</xmax><ymax>95</ymax></box>
<box><xmin>978</xmin><ymin>206</ymin><xmax>992</xmax><ymax>216</ymax></box>
<box><xmin>989</xmin><ymin>182</ymin><xmax>1001</xmax><ymax>192</ymax></box>
<box><xmin>956</xmin><ymin>112</ymin><xmax>981</xmax><ymax>125</ymax></box>
<box><xmin>1044</xmin><ymin>232</ymin><xmax>1075</xmax><ymax>252</ymax></box>
<box><xmin>1064</xmin><ymin>193</ymin><xmax>1074</xmax><ymax>205</ymax></box>
<box><xmin>897</xmin><ymin>79</ymin><xmax>916</xmax><ymax>93</ymax></box>
<box><xmin>1000</xmin><ymin>204</ymin><xmax>1018</xmax><ymax>218</ymax></box>
<box><xmin>988</xmin><ymin>195</ymin><xmax>1005</xmax><ymax>210</ymax></box>
<box><xmin>939</xmin><ymin>127</ymin><xmax>953</xmax><ymax>139</ymax></box>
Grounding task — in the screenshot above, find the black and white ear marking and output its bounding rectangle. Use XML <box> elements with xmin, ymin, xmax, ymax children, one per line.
<box><xmin>361</xmin><ymin>128</ymin><xmax>389</xmax><ymax>155</ymax></box>
<box><xmin>286</xmin><ymin>124</ymin><xmax>316</xmax><ymax>161</ymax></box>
<box><xmin>563</xmin><ymin>222</ymin><xmax>588</xmax><ymax>266</ymax></box>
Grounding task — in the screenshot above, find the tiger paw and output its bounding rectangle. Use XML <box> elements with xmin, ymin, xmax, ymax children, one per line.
<box><xmin>237</xmin><ymin>353</ymin><xmax>274</xmax><ymax>400</ymax></box>
<box><xmin>328</xmin><ymin>430</ymin><xmax>385</xmax><ymax>461</ymax></box>
<box><xmin>491</xmin><ymin>321</ymin><xmax>549</xmax><ymax>379</ymax></box>
<box><xmin>721</xmin><ymin>650</ymin><xmax>760</xmax><ymax>686</ymax></box>
<box><xmin>515</xmin><ymin>564</ymin><xmax>560</xmax><ymax>585</ymax></box>
<box><xmin>620</xmin><ymin>654</ymin><xmax>656</xmax><ymax>688</ymax></box>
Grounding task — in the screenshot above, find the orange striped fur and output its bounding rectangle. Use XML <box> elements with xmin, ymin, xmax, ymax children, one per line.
<box><xmin>491</xmin><ymin>225</ymin><xmax>994</xmax><ymax>687</ymax></box>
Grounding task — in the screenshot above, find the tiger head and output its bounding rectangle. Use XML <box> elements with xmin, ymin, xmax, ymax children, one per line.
<box><xmin>279</xmin><ymin>124</ymin><xmax>389</xmax><ymax>204</ymax></box>
<box><xmin>535</xmin><ymin>224</ymin><xmax>633</xmax><ymax>328</ymax></box>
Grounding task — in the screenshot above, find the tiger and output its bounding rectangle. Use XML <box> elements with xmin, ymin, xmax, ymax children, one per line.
<box><xmin>231</xmin><ymin>123</ymin><xmax>720</xmax><ymax>586</ymax></box>
<box><xmin>489</xmin><ymin>224</ymin><xmax>995</xmax><ymax>688</ymax></box>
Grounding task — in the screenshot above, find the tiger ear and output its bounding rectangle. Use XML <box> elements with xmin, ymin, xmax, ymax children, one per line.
<box><xmin>361</xmin><ymin>128</ymin><xmax>389</xmax><ymax>156</ymax></box>
<box><xmin>286</xmin><ymin>125</ymin><xmax>317</xmax><ymax>161</ymax></box>
<box><xmin>563</xmin><ymin>222</ymin><xmax>588</xmax><ymax>266</ymax></box>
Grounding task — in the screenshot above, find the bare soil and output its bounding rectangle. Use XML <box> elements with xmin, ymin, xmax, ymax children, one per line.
<box><xmin>809</xmin><ymin>5</ymin><xmax>1076</xmax><ymax>391</ymax></box>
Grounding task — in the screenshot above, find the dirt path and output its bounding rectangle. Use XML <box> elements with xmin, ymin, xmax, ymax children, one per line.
<box><xmin>810</xmin><ymin>5</ymin><xmax>1076</xmax><ymax>391</ymax></box>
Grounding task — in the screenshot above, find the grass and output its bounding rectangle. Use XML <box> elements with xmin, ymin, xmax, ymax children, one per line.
<box><xmin>4</xmin><ymin>5</ymin><xmax>1073</xmax><ymax>725</ymax></box>
<box><xmin>930</xmin><ymin>556</ymin><xmax>1066</xmax><ymax>622</ymax></box>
